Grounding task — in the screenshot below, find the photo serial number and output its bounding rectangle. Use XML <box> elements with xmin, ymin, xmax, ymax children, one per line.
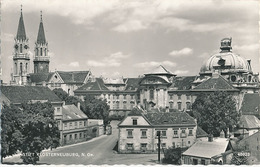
<box><xmin>21</xmin><ymin>152</ymin><xmax>94</xmax><ymax>157</ymax></box>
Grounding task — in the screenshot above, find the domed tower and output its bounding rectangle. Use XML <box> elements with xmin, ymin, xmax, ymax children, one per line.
<box><xmin>12</xmin><ymin>6</ymin><xmax>30</xmax><ymax>85</ymax></box>
<box><xmin>199</xmin><ymin>38</ymin><xmax>259</xmax><ymax>93</ymax></box>
<box><xmin>33</xmin><ymin>11</ymin><xmax>50</xmax><ymax>74</ymax></box>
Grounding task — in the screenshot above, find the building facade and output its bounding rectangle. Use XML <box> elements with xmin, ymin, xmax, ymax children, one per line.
<box><xmin>118</xmin><ymin>107</ymin><xmax>197</xmax><ymax>153</ymax></box>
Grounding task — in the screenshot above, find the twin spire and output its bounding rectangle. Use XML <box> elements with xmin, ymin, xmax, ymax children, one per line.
<box><xmin>16</xmin><ymin>5</ymin><xmax>46</xmax><ymax>44</ymax></box>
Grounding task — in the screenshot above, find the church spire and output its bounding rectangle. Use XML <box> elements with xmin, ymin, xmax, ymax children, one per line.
<box><xmin>16</xmin><ymin>5</ymin><xmax>27</xmax><ymax>41</ymax></box>
<box><xmin>36</xmin><ymin>11</ymin><xmax>46</xmax><ymax>44</ymax></box>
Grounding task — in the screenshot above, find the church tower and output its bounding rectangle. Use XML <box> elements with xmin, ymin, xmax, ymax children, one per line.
<box><xmin>12</xmin><ymin>6</ymin><xmax>30</xmax><ymax>85</ymax></box>
<box><xmin>33</xmin><ymin>11</ymin><xmax>49</xmax><ymax>73</ymax></box>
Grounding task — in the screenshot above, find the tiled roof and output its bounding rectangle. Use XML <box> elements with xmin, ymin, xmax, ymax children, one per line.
<box><xmin>144</xmin><ymin>65</ymin><xmax>175</xmax><ymax>76</ymax></box>
<box><xmin>62</xmin><ymin>105</ymin><xmax>88</xmax><ymax>120</ymax></box>
<box><xmin>196</xmin><ymin>126</ymin><xmax>208</xmax><ymax>138</ymax></box>
<box><xmin>240</xmin><ymin>93</ymin><xmax>260</xmax><ymax>116</ymax></box>
<box><xmin>75</xmin><ymin>78</ymin><xmax>109</xmax><ymax>91</ymax></box>
<box><xmin>16</xmin><ymin>11</ymin><xmax>26</xmax><ymax>40</ymax></box>
<box><xmin>29</xmin><ymin>73</ymin><xmax>54</xmax><ymax>83</ymax></box>
<box><xmin>127</xmin><ymin>107</ymin><xmax>144</xmax><ymax>116</ymax></box>
<box><xmin>125</xmin><ymin>78</ymin><xmax>142</xmax><ymax>90</ymax></box>
<box><xmin>170</xmin><ymin>76</ymin><xmax>196</xmax><ymax>90</ymax></box>
<box><xmin>144</xmin><ymin>112</ymin><xmax>196</xmax><ymax>126</ymax></box>
<box><xmin>182</xmin><ymin>138</ymin><xmax>229</xmax><ymax>158</ymax></box>
<box><xmin>36</xmin><ymin>17</ymin><xmax>46</xmax><ymax>44</ymax></box>
<box><xmin>240</xmin><ymin>115</ymin><xmax>260</xmax><ymax>129</ymax></box>
<box><xmin>57</xmin><ymin>71</ymin><xmax>89</xmax><ymax>83</ymax></box>
<box><xmin>1</xmin><ymin>86</ymin><xmax>61</xmax><ymax>103</ymax></box>
<box><xmin>192</xmin><ymin>75</ymin><xmax>237</xmax><ymax>91</ymax></box>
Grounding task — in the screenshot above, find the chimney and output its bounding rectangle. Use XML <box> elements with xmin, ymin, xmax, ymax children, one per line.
<box><xmin>77</xmin><ymin>102</ymin><xmax>80</xmax><ymax>110</ymax></box>
<box><xmin>208</xmin><ymin>134</ymin><xmax>213</xmax><ymax>142</ymax></box>
<box><xmin>226</xmin><ymin>128</ymin><xmax>230</xmax><ymax>138</ymax></box>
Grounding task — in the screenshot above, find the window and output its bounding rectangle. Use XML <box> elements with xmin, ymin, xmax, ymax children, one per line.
<box><xmin>79</xmin><ymin>133</ymin><xmax>82</xmax><ymax>138</ymax></box>
<box><xmin>181</xmin><ymin>129</ymin><xmax>187</xmax><ymax>138</ymax></box>
<box><xmin>178</xmin><ymin>95</ymin><xmax>181</xmax><ymax>100</ymax></box>
<box><xmin>141</xmin><ymin>143</ymin><xmax>147</xmax><ymax>150</ymax></box>
<box><xmin>133</xmin><ymin>119</ymin><xmax>137</xmax><ymax>125</ymax></box>
<box><xmin>150</xmin><ymin>89</ymin><xmax>154</xmax><ymax>100</ymax></box>
<box><xmin>40</xmin><ymin>48</ymin><xmax>43</xmax><ymax>56</ymax></box>
<box><xmin>170</xmin><ymin>95</ymin><xmax>173</xmax><ymax>100</ymax></box>
<box><xmin>188</xmin><ymin>129</ymin><xmax>193</xmax><ymax>136</ymax></box>
<box><xmin>127</xmin><ymin>143</ymin><xmax>133</xmax><ymax>150</ymax></box>
<box><xmin>188</xmin><ymin>141</ymin><xmax>191</xmax><ymax>145</ymax></box>
<box><xmin>162</xmin><ymin>130</ymin><xmax>167</xmax><ymax>137</ymax></box>
<box><xmin>15</xmin><ymin>63</ymin><xmax>17</xmax><ymax>74</ymax></box>
<box><xmin>20</xmin><ymin>63</ymin><xmax>22</xmax><ymax>75</ymax></box>
<box><xmin>116</xmin><ymin>101</ymin><xmax>119</xmax><ymax>109</ymax></box>
<box><xmin>178</xmin><ymin>102</ymin><xmax>182</xmax><ymax>110</ymax></box>
<box><xmin>69</xmin><ymin>134</ymin><xmax>72</xmax><ymax>140</ymax></box>
<box><xmin>186</xmin><ymin>95</ymin><xmax>190</xmax><ymax>100</ymax></box>
<box><xmin>25</xmin><ymin>63</ymin><xmax>28</xmax><ymax>73</ymax></box>
<box><xmin>75</xmin><ymin>122</ymin><xmax>77</xmax><ymax>127</ymax></box>
<box><xmin>162</xmin><ymin>143</ymin><xmax>166</xmax><ymax>148</ymax></box>
<box><xmin>116</xmin><ymin>95</ymin><xmax>119</xmax><ymax>99</ymax></box>
<box><xmin>57</xmin><ymin>107</ymin><xmax>60</xmax><ymax>113</ymax></box>
<box><xmin>123</xmin><ymin>102</ymin><xmax>127</xmax><ymax>109</ymax></box>
<box><xmin>45</xmin><ymin>48</ymin><xmax>47</xmax><ymax>56</ymax></box>
<box><xmin>172</xmin><ymin>142</ymin><xmax>175</xmax><ymax>148</ymax></box>
<box><xmin>79</xmin><ymin>121</ymin><xmax>82</xmax><ymax>126</ymax></box>
<box><xmin>127</xmin><ymin>129</ymin><xmax>133</xmax><ymax>138</ymax></box>
<box><xmin>169</xmin><ymin>102</ymin><xmax>173</xmax><ymax>109</ymax></box>
<box><xmin>173</xmin><ymin>130</ymin><xmax>178</xmax><ymax>138</ymax></box>
<box><xmin>64</xmin><ymin>123</ymin><xmax>67</xmax><ymax>128</ymax></box>
<box><xmin>141</xmin><ymin>130</ymin><xmax>147</xmax><ymax>138</ymax></box>
<box><xmin>84</xmin><ymin>121</ymin><xmax>86</xmax><ymax>126</ymax></box>
<box><xmin>130</xmin><ymin>102</ymin><xmax>134</xmax><ymax>109</ymax></box>
<box><xmin>123</xmin><ymin>95</ymin><xmax>126</xmax><ymax>99</ymax></box>
<box><xmin>20</xmin><ymin>44</ymin><xmax>23</xmax><ymax>53</ymax></box>
<box><xmin>36</xmin><ymin>48</ymin><xmax>38</xmax><ymax>56</ymax></box>
<box><xmin>108</xmin><ymin>94</ymin><xmax>110</xmax><ymax>99</ymax></box>
<box><xmin>75</xmin><ymin>134</ymin><xmax>77</xmax><ymax>139</ymax></box>
<box><xmin>186</xmin><ymin>102</ymin><xmax>191</xmax><ymax>110</ymax></box>
<box><xmin>201</xmin><ymin>159</ymin><xmax>206</xmax><ymax>165</ymax></box>
<box><xmin>70</xmin><ymin>122</ymin><xmax>73</xmax><ymax>128</ymax></box>
<box><xmin>131</xmin><ymin>95</ymin><xmax>134</xmax><ymax>99</ymax></box>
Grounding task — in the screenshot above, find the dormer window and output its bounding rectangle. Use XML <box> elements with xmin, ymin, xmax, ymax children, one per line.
<box><xmin>133</xmin><ymin>119</ymin><xmax>137</xmax><ymax>125</ymax></box>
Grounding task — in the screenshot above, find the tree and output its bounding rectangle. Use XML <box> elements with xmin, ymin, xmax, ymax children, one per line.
<box><xmin>1</xmin><ymin>102</ymin><xmax>60</xmax><ymax>164</ymax></box>
<box><xmin>81</xmin><ymin>95</ymin><xmax>110</xmax><ymax>126</ymax></box>
<box><xmin>162</xmin><ymin>147</ymin><xmax>188</xmax><ymax>164</ymax></box>
<box><xmin>52</xmin><ymin>88</ymin><xmax>81</xmax><ymax>106</ymax></box>
<box><xmin>192</xmin><ymin>91</ymin><xmax>240</xmax><ymax>137</ymax></box>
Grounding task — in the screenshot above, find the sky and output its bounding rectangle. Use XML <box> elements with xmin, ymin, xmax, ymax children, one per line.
<box><xmin>1</xmin><ymin>0</ymin><xmax>259</xmax><ymax>83</ymax></box>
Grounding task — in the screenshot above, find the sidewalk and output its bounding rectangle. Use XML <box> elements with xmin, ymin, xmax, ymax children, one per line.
<box><xmin>3</xmin><ymin>134</ymin><xmax>107</xmax><ymax>161</ymax></box>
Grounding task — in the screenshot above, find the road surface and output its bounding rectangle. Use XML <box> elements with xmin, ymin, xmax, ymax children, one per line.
<box><xmin>3</xmin><ymin>121</ymin><xmax>161</xmax><ymax>165</ymax></box>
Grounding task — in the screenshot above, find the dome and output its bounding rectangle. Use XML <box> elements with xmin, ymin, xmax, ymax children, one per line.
<box><xmin>200</xmin><ymin>38</ymin><xmax>251</xmax><ymax>75</ymax></box>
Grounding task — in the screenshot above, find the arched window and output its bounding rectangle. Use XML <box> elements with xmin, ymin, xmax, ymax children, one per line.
<box><xmin>40</xmin><ymin>48</ymin><xmax>43</xmax><ymax>56</ymax></box>
<box><xmin>45</xmin><ymin>48</ymin><xmax>47</xmax><ymax>56</ymax></box>
<box><xmin>36</xmin><ymin>48</ymin><xmax>38</xmax><ymax>56</ymax></box>
<box><xmin>15</xmin><ymin>63</ymin><xmax>17</xmax><ymax>74</ymax></box>
<box><xmin>150</xmin><ymin>89</ymin><xmax>154</xmax><ymax>100</ymax></box>
<box><xmin>20</xmin><ymin>44</ymin><xmax>23</xmax><ymax>53</ymax></box>
<box><xmin>25</xmin><ymin>63</ymin><xmax>28</xmax><ymax>73</ymax></box>
<box><xmin>20</xmin><ymin>63</ymin><xmax>23</xmax><ymax>75</ymax></box>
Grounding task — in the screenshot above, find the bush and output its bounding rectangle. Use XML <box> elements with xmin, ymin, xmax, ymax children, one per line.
<box><xmin>162</xmin><ymin>147</ymin><xmax>188</xmax><ymax>164</ymax></box>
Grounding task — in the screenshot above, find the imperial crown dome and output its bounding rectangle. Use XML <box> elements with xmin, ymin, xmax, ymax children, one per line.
<box><xmin>200</xmin><ymin>38</ymin><xmax>251</xmax><ymax>75</ymax></box>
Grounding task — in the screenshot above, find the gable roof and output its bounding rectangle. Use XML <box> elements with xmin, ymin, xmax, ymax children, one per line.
<box><xmin>57</xmin><ymin>71</ymin><xmax>89</xmax><ymax>83</ymax></box>
<box><xmin>144</xmin><ymin>112</ymin><xmax>196</xmax><ymax>126</ymax></box>
<box><xmin>182</xmin><ymin>138</ymin><xmax>230</xmax><ymax>159</ymax></box>
<box><xmin>62</xmin><ymin>105</ymin><xmax>88</xmax><ymax>120</ymax></box>
<box><xmin>192</xmin><ymin>75</ymin><xmax>238</xmax><ymax>91</ymax></box>
<box><xmin>1</xmin><ymin>86</ymin><xmax>61</xmax><ymax>103</ymax></box>
<box><xmin>125</xmin><ymin>78</ymin><xmax>142</xmax><ymax>91</ymax></box>
<box><xmin>169</xmin><ymin>76</ymin><xmax>197</xmax><ymax>90</ymax></box>
<box><xmin>29</xmin><ymin>72</ymin><xmax>54</xmax><ymax>83</ymax></box>
<box><xmin>240</xmin><ymin>115</ymin><xmax>260</xmax><ymax>129</ymax></box>
<box><xmin>240</xmin><ymin>93</ymin><xmax>260</xmax><ymax>117</ymax></box>
<box><xmin>144</xmin><ymin>65</ymin><xmax>175</xmax><ymax>76</ymax></box>
<box><xmin>196</xmin><ymin>126</ymin><xmax>208</xmax><ymax>138</ymax></box>
<box><xmin>75</xmin><ymin>78</ymin><xmax>109</xmax><ymax>91</ymax></box>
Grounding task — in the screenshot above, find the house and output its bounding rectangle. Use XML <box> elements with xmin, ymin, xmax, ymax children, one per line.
<box><xmin>29</xmin><ymin>70</ymin><xmax>92</xmax><ymax>96</ymax></box>
<box><xmin>237</xmin><ymin>131</ymin><xmax>260</xmax><ymax>162</ymax></box>
<box><xmin>181</xmin><ymin>137</ymin><xmax>232</xmax><ymax>165</ymax></box>
<box><xmin>118</xmin><ymin>107</ymin><xmax>198</xmax><ymax>153</ymax></box>
<box><xmin>0</xmin><ymin>85</ymin><xmax>63</xmax><ymax>119</ymax></box>
<box><xmin>239</xmin><ymin>115</ymin><xmax>260</xmax><ymax>136</ymax></box>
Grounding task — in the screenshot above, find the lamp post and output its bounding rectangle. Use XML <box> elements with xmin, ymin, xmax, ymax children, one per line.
<box><xmin>157</xmin><ymin>131</ymin><xmax>161</xmax><ymax>163</ymax></box>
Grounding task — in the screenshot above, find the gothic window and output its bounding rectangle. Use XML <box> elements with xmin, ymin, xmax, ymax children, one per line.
<box><xmin>15</xmin><ymin>63</ymin><xmax>17</xmax><ymax>74</ymax></box>
<box><xmin>20</xmin><ymin>63</ymin><xmax>22</xmax><ymax>75</ymax></box>
<box><xmin>25</xmin><ymin>63</ymin><xmax>28</xmax><ymax>73</ymax></box>
<box><xmin>150</xmin><ymin>89</ymin><xmax>154</xmax><ymax>100</ymax></box>
<box><xmin>20</xmin><ymin>44</ymin><xmax>23</xmax><ymax>53</ymax></box>
<box><xmin>36</xmin><ymin>48</ymin><xmax>38</xmax><ymax>56</ymax></box>
<box><xmin>40</xmin><ymin>48</ymin><xmax>43</xmax><ymax>56</ymax></box>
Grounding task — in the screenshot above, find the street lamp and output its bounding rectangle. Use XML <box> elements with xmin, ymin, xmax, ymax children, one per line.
<box><xmin>156</xmin><ymin>131</ymin><xmax>161</xmax><ymax>163</ymax></box>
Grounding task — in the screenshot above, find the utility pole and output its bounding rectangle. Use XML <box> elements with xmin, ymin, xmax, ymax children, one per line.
<box><xmin>157</xmin><ymin>131</ymin><xmax>161</xmax><ymax>163</ymax></box>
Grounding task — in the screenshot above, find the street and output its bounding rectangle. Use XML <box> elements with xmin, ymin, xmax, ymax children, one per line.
<box><xmin>3</xmin><ymin>121</ymin><xmax>161</xmax><ymax>165</ymax></box>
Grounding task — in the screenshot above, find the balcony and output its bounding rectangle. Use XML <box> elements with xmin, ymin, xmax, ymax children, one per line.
<box><xmin>13</xmin><ymin>54</ymin><xmax>30</xmax><ymax>60</ymax></box>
